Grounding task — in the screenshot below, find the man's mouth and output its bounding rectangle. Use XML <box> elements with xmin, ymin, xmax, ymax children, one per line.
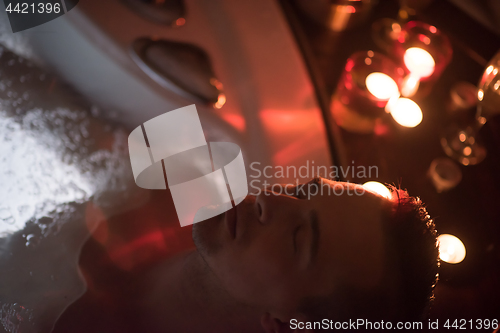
<box><xmin>225</xmin><ymin>206</ymin><xmax>238</xmax><ymax>239</ymax></box>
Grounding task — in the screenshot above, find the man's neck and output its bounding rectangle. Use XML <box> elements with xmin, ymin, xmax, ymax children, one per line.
<box><xmin>140</xmin><ymin>250</ymin><xmax>263</xmax><ymax>332</ymax></box>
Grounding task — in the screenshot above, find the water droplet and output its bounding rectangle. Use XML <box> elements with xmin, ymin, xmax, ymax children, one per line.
<box><xmin>17</xmin><ymin>205</ymin><xmax>29</xmax><ymax>214</ymax></box>
<box><xmin>25</xmin><ymin>234</ymin><xmax>39</xmax><ymax>247</ymax></box>
<box><xmin>0</xmin><ymin>207</ymin><xmax>15</xmax><ymax>224</ymax></box>
<box><xmin>0</xmin><ymin>207</ymin><xmax>11</xmax><ymax>219</ymax></box>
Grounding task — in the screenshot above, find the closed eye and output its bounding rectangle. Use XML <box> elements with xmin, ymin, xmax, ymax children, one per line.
<box><xmin>290</xmin><ymin>178</ymin><xmax>322</xmax><ymax>200</ymax></box>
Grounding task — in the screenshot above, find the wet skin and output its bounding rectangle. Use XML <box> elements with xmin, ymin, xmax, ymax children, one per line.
<box><xmin>193</xmin><ymin>178</ymin><xmax>390</xmax><ymax>320</ymax></box>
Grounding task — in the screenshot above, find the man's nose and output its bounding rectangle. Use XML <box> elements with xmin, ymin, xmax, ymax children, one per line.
<box><xmin>255</xmin><ymin>186</ymin><xmax>295</xmax><ymax>225</ymax></box>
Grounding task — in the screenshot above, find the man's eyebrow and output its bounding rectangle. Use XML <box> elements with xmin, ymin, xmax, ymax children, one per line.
<box><xmin>309</xmin><ymin>210</ymin><xmax>320</xmax><ymax>266</ymax></box>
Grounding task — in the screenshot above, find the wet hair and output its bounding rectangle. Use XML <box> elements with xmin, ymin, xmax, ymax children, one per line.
<box><xmin>385</xmin><ymin>187</ymin><xmax>439</xmax><ymax>320</ymax></box>
<box><xmin>299</xmin><ymin>187</ymin><xmax>439</xmax><ymax>329</ymax></box>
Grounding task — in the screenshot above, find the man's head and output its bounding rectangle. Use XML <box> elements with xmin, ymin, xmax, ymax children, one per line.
<box><xmin>192</xmin><ymin>178</ymin><xmax>439</xmax><ymax>332</ymax></box>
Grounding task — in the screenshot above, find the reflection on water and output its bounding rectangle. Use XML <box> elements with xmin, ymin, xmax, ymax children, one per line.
<box><xmin>0</xmin><ymin>45</ymin><xmax>146</xmax><ymax>333</ymax></box>
<box><xmin>0</xmin><ymin>108</ymin><xmax>93</xmax><ymax>236</ymax></box>
<box><xmin>0</xmin><ymin>12</ymin><xmax>37</xmax><ymax>62</ymax></box>
<box><xmin>0</xmin><ymin>302</ymin><xmax>34</xmax><ymax>333</ymax></box>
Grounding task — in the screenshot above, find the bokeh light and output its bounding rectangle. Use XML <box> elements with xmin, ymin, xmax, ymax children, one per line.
<box><xmin>389</xmin><ymin>97</ymin><xmax>423</xmax><ymax>127</ymax></box>
<box><xmin>214</xmin><ymin>93</ymin><xmax>226</xmax><ymax>109</ymax></box>
<box><xmin>404</xmin><ymin>47</ymin><xmax>435</xmax><ymax>78</ymax></box>
<box><xmin>437</xmin><ymin>234</ymin><xmax>466</xmax><ymax>264</ymax></box>
<box><xmin>363</xmin><ymin>181</ymin><xmax>392</xmax><ymax>199</ymax></box>
<box><xmin>365</xmin><ymin>72</ymin><xmax>400</xmax><ymax>100</ymax></box>
<box><xmin>401</xmin><ymin>74</ymin><xmax>420</xmax><ymax>97</ymax></box>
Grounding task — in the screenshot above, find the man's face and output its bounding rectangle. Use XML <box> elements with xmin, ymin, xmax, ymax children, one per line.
<box><xmin>192</xmin><ymin>178</ymin><xmax>389</xmax><ymax>318</ymax></box>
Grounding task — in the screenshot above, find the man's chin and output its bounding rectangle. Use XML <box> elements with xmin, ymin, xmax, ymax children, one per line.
<box><xmin>192</xmin><ymin>211</ymin><xmax>226</xmax><ymax>257</ymax></box>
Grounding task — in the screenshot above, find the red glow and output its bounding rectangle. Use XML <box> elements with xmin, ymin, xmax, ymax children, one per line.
<box><xmin>108</xmin><ymin>230</ymin><xmax>166</xmax><ymax>262</ymax></box>
<box><xmin>374</xmin><ymin>122</ymin><xmax>389</xmax><ymax>136</ymax></box>
<box><xmin>221</xmin><ymin>113</ymin><xmax>246</xmax><ymax>132</ymax></box>
<box><xmin>345</xmin><ymin>59</ymin><xmax>355</xmax><ymax>72</ymax></box>
<box><xmin>259</xmin><ymin>109</ymin><xmax>325</xmax><ymax>166</ymax></box>
<box><xmin>85</xmin><ymin>202</ymin><xmax>108</xmax><ymax>244</ymax></box>
<box><xmin>418</xmin><ymin>35</ymin><xmax>431</xmax><ymax>45</ymax></box>
<box><xmin>259</xmin><ymin>109</ymin><xmax>315</xmax><ymax>133</ymax></box>
<box><xmin>343</xmin><ymin>5</ymin><xmax>356</xmax><ymax>13</ymax></box>
<box><xmin>175</xmin><ymin>18</ymin><xmax>186</xmax><ymax>26</ymax></box>
<box><xmin>273</xmin><ymin>130</ymin><xmax>324</xmax><ymax>166</ymax></box>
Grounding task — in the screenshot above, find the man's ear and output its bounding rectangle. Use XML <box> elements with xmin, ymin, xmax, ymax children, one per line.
<box><xmin>260</xmin><ymin>312</ymin><xmax>312</xmax><ymax>333</ymax></box>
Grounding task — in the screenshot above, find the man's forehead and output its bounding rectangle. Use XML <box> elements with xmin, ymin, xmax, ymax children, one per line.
<box><xmin>306</xmin><ymin>183</ymin><xmax>387</xmax><ymax>290</ymax></box>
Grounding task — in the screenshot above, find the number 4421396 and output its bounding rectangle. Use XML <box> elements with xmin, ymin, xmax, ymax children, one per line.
<box><xmin>443</xmin><ymin>319</ymin><xmax>498</xmax><ymax>330</ymax></box>
<box><xmin>5</xmin><ymin>2</ymin><xmax>61</xmax><ymax>14</ymax></box>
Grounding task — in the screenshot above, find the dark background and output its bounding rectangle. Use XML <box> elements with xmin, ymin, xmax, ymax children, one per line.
<box><xmin>281</xmin><ymin>0</ymin><xmax>500</xmax><ymax>329</ymax></box>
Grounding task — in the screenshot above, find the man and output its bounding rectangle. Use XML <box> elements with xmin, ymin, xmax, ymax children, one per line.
<box><xmin>139</xmin><ymin>177</ymin><xmax>439</xmax><ymax>332</ymax></box>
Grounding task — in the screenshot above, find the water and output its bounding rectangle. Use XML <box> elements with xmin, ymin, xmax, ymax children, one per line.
<box><xmin>0</xmin><ymin>45</ymin><xmax>147</xmax><ymax>333</ymax></box>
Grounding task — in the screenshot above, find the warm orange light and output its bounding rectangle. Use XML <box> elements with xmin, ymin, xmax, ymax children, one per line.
<box><xmin>401</xmin><ymin>74</ymin><xmax>420</xmax><ymax>97</ymax></box>
<box><xmin>392</xmin><ymin>23</ymin><xmax>401</xmax><ymax>35</ymax></box>
<box><xmin>220</xmin><ymin>113</ymin><xmax>246</xmax><ymax>132</ymax></box>
<box><xmin>259</xmin><ymin>109</ymin><xmax>324</xmax><ymax>166</ymax></box>
<box><xmin>174</xmin><ymin>18</ymin><xmax>186</xmax><ymax>27</ymax></box>
<box><xmin>214</xmin><ymin>93</ymin><xmax>226</xmax><ymax>109</ymax></box>
<box><xmin>388</xmin><ymin>97</ymin><xmax>423</xmax><ymax>127</ymax></box>
<box><xmin>437</xmin><ymin>234</ymin><xmax>466</xmax><ymax>264</ymax></box>
<box><xmin>343</xmin><ymin>5</ymin><xmax>356</xmax><ymax>13</ymax></box>
<box><xmin>404</xmin><ymin>47</ymin><xmax>435</xmax><ymax>78</ymax></box>
<box><xmin>463</xmin><ymin>146</ymin><xmax>472</xmax><ymax>156</ymax></box>
<box><xmin>329</xmin><ymin>5</ymin><xmax>356</xmax><ymax>31</ymax></box>
<box><xmin>362</xmin><ymin>181</ymin><xmax>392</xmax><ymax>199</ymax></box>
<box><xmin>478</xmin><ymin>89</ymin><xmax>484</xmax><ymax>101</ymax></box>
<box><xmin>210</xmin><ymin>78</ymin><xmax>224</xmax><ymax>90</ymax></box>
<box><xmin>365</xmin><ymin>72</ymin><xmax>400</xmax><ymax>100</ymax></box>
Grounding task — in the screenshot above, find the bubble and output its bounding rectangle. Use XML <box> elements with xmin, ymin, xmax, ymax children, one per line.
<box><xmin>25</xmin><ymin>234</ymin><xmax>40</xmax><ymax>247</ymax></box>
<box><xmin>0</xmin><ymin>207</ymin><xmax>15</xmax><ymax>225</ymax></box>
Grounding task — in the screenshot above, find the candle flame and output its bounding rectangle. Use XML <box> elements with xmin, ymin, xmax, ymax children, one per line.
<box><xmin>388</xmin><ymin>97</ymin><xmax>423</xmax><ymax>127</ymax></box>
<box><xmin>404</xmin><ymin>47</ymin><xmax>435</xmax><ymax>78</ymax></box>
<box><xmin>365</xmin><ymin>72</ymin><xmax>400</xmax><ymax>100</ymax></box>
